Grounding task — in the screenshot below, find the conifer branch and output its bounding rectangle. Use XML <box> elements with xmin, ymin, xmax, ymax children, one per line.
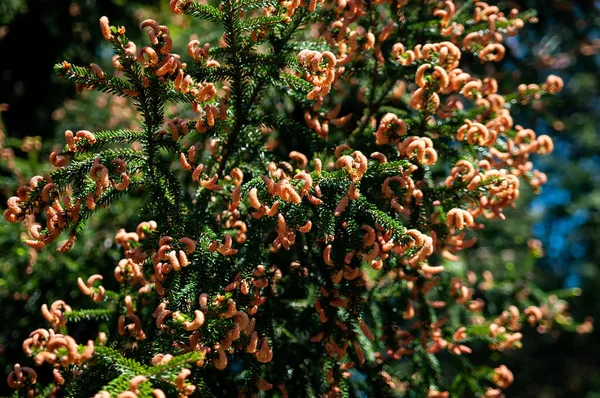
<box><xmin>3</xmin><ymin>2</ymin><xmax>582</xmax><ymax>397</ymax></box>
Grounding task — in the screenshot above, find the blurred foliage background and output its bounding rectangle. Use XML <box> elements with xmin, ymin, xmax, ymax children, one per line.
<box><xmin>0</xmin><ymin>0</ymin><xmax>599</xmax><ymax>396</ymax></box>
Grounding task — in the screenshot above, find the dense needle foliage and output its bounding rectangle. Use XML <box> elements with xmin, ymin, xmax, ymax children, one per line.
<box><xmin>2</xmin><ymin>0</ymin><xmax>593</xmax><ymax>397</ymax></box>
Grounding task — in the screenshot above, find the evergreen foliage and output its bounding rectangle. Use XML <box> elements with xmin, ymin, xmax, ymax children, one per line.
<box><xmin>2</xmin><ymin>0</ymin><xmax>592</xmax><ymax>397</ymax></box>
